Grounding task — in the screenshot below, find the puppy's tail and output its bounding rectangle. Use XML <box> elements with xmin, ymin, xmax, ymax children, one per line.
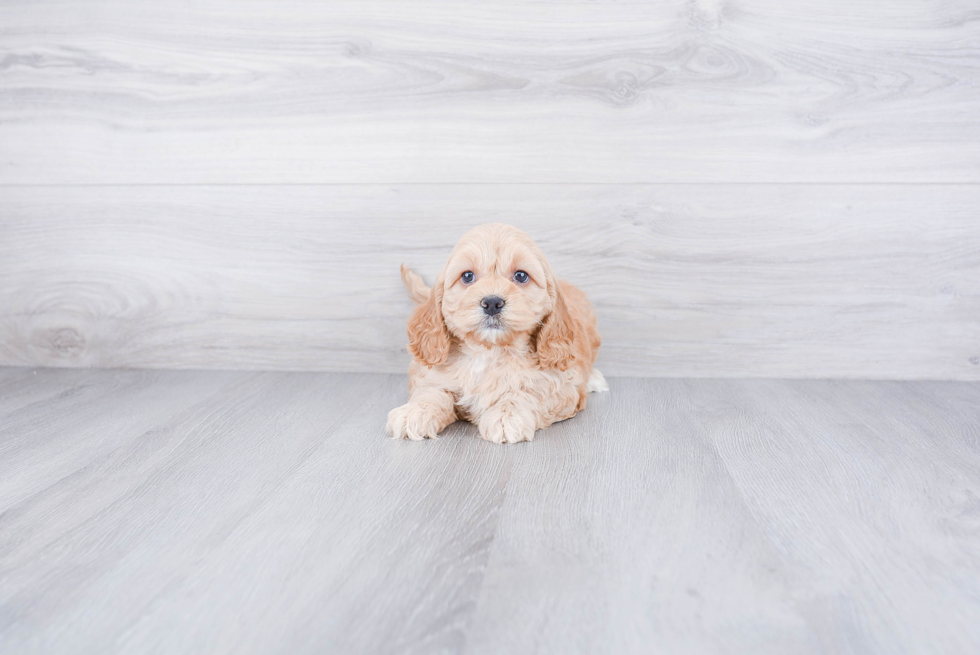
<box><xmin>400</xmin><ymin>264</ymin><xmax>431</xmax><ymax>304</ymax></box>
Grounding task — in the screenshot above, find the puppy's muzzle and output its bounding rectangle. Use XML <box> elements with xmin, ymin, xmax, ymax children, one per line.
<box><xmin>481</xmin><ymin>296</ymin><xmax>505</xmax><ymax>317</ymax></box>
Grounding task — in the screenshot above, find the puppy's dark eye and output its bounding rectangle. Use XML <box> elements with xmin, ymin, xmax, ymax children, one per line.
<box><xmin>513</xmin><ymin>270</ymin><xmax>529</xmax><ymax>284</ymax></box>
<box><xmin>461</xmin><ymin>271</ymin><xmax>475</xmax><ymax>284</ymax></box>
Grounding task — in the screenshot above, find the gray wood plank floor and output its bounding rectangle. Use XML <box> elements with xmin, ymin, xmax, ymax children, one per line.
<box><xmin>1</xmin><ymin>368</ymin><xmax>978</xmax><ymax>653</ymax></box>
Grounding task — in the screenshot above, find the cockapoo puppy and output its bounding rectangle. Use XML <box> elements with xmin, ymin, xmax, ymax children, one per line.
<box><xmin>387</xmin><ymin>223</ymin><xmax>607</xmax><ymax>444</ymax></box>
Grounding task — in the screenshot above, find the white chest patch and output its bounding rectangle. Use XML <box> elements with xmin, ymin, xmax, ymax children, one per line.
<box><xmin>464</xmin><ymin>347</ymin><xmax>497</xmax><ymax>378</ymax></box>
<box><xmin>453</xmin><ymin>346</ymin><xmax>511</xmax><ymax>394</ymax></box>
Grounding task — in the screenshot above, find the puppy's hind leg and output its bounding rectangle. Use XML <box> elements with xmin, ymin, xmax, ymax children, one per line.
<box><xmin>587</xmin><ymin>368</ymin><xmax>609</xmax><ymax>393</ymax></box>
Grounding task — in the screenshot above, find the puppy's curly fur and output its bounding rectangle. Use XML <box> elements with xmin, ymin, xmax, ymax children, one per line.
<box><xmin>387</xmin><ymin>223</ymin><xmax>607</xmax><ymax>444</ymax></box>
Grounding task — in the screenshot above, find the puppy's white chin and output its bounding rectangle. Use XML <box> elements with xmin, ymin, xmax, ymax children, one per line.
<box><xmin>476</xmin><ymin>324</ymin><xmax>508</xmax><ymax>344</ymax></box>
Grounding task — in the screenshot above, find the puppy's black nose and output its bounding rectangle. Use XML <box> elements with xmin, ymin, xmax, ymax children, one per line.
<box><xmin>481</xmin><ymin>296</ymin><xmax>505</xmax><ymax>316</ymax></box>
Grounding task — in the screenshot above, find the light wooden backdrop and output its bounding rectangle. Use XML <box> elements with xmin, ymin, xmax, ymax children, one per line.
<box><xmin>1</xmin><ymin>0</ymin><xmax>978</xmax><ymax>379</ymax></box>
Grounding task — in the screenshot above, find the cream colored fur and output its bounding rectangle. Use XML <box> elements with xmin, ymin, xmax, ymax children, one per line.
<box><xmin>387</xmin><ymin>223</ymin><xmax>606</xmax><ymax>444</ymax></box>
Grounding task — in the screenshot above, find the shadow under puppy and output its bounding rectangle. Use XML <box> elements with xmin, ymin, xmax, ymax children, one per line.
<box><xmin>387</xmin><ymin>223</ymin><xmax>608</xmax><ymax>444</ymax></box>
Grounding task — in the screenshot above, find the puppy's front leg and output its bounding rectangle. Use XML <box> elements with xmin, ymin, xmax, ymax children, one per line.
<box><xmin>386</xmin><ymin>386</ymin><xmax>456</xmax><ymax>441</ymax></box>
<box><xmin>478</xmin><ymin>395</ymin><xmax>538</xmax><ymax>445</ymax></box>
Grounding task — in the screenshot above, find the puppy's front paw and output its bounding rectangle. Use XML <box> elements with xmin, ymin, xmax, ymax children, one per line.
<box><xmin>478</xmin><ymin>408</ymin><xmax>536</xmax><ymax>444</ymax></box>
<box><xmin>386</xmin><ymin>403</ymin><xmax>445</xmax><ymax>441</ymax></box>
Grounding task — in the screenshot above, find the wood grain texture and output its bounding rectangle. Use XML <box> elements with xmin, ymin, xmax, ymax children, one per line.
<box><xmin>1</xmin><ymin>0</ymin><xmax>978</xmax><ymax>183</ymax></box>
<box><xmin>1</xmin><ymin>369</ymin><xmax>978</xmax><ymax>653</ymax></box>
<box><xmin>1</xmin><ymin>184</ymin><xmax>978</xmax><ymax>379</ymax></box>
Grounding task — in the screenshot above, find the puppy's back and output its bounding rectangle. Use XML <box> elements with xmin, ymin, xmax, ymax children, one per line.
<box><xmin>560</xmin><ymin>280</ymin><xmax>602</xmax><ymax>357</ymax></box>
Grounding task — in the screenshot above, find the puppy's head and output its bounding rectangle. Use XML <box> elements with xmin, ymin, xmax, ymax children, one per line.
<box><xmin>408</xmin><ymin>223</ymin><xmax>576</xmax><ymax>369</ymax></box>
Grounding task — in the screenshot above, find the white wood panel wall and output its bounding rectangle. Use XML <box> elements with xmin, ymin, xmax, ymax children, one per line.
<box><xmin>1</xmin><ymin>0</ymin><xmax>979</xmax><ymax>184</ymax></box>
<box><xmin>2</xmin><ymin>185</ymin><xmax>978</xmax><ymax>378</ymax></box>
<box><xmin>1</xmin><ymin>1</ymin><xmax>978</xmax><ymax>378</ymax></box>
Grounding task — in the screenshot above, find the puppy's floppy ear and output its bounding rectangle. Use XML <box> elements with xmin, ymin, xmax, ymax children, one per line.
<box><xmin>407</xmin><ymin>274</ymin><xmax>451</xmax><ymax>367</ymax></box>
<box><xmin>536</xmin><ymin>279</ymin><xmax>577</xmax><ymax>371</ymax></box>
